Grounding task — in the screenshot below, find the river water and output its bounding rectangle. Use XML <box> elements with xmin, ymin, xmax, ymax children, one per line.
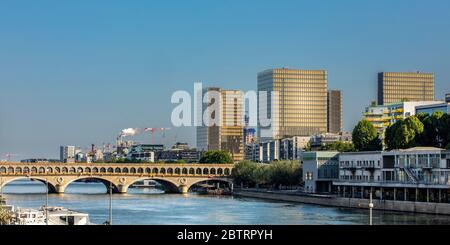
<box><xmin>2</xmin><ymin>180</ymin><xmax>450</xmax><ymax>225</ymax></box>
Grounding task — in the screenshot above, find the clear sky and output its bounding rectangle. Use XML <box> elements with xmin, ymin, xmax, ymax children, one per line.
<box><xmin>1</xmin><ymin>0</ymin><xmax>450</xmax><ymax>160</ymax></box>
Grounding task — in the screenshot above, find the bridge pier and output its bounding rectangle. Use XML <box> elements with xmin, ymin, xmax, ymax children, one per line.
<box><xmin>116</xmin><ymin>185</ymin><xmax>129</xmax><ymax>194</ymax></box>
<box><xmin>179</xmin><ymin>185</ymin><xmax>189</xmax><ymax>194</ymax></box>
<box><xmin>53</xmin><ymin>184</ymin><xmax>66</xmax><ymax>194</ymax></box>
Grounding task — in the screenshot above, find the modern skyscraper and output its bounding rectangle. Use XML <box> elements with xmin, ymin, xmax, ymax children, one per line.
<box><xmin>59</xmin><ymin>145</ymin><xmax>75</xmax><ymax>163</ymax></box>
<box><xmin>327</xmin><ymin>90</ymin><xmax>343</xmax><ymax>134</ymax></box>
<box><xmin>196</xmin><ymin>87</ymin><xmax>244</xmax><ymax>161</ymax></box>
<box><xmin>257</xmin><ymin>68</ymin><xmax>328</xmax><ymax>141</ymax></box>
<box><xmin>377</xmin><ymin>72</ymin><xmax>435</xmax><ymax>105</ymax></box>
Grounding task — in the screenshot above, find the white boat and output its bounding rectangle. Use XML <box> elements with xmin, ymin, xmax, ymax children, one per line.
<box><xmin>13</xmin><ymin>208</ymin><xmax>46</xmax><ymax>225</ymax></box>
<box><xmin>12</xmin><ymin>206</ymin><xmax>93</xmax><ymax>225</ymax></box>
<box><xmin>130</xmin><ymin>179</ymin><xmax>157</xmax><ymax>188</ymax></box>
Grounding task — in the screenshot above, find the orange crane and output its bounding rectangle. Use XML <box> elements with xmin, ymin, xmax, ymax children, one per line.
<box><xmin>144</xmin><ymin>128</ymin><xmax>171</xmax><ymax>144</ymax></box>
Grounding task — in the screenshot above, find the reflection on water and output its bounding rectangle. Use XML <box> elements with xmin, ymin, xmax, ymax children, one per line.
<box><xmin>2</xmin><ymin>180</ymin><xmax>450</xmax><ymax>225</ymax></box>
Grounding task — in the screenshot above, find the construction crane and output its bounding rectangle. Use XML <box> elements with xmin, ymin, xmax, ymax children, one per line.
<box><xmin>4</xmin><ymin>153</ymin><xmax>20</xmax><ymax>162</ymax></box>
<box><xmin>144</xmin><ymin>128</ymin><xmax>171</xmax><ymax>144</ymax></box>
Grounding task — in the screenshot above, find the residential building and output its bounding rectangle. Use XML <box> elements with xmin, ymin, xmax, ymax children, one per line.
<box><xmin>196</xmin><ymin>87</ymin><xmax>244</xmax><ymax>161</ymax></box>
<box><xmin>59</xmin><ymin>145</ymin><xmax>75</xmax><ymax>163</ymax></box>
<box><xmin>333</xmin><ymin>147</ymin><xmax>450</xmax><ymax>203</ymax></box>
<box><xmin>364</xmin><ymin>101</ymin><xmax>443</xmax><ymax>133</ymax></box>
<box><xmin>156</xmin><ymin>149</ymin><xmax>202</xmax><ymax>163</ymax></box>
<box><xmin>302</xmin><ymin>151</ymin><xmax>339</xmax><ymax>193</ymax></box>
<box><xmin>244</xmin><ymin>143</ymin><xmax>260</xmax><ymax>162</ymax></box>
<box><xmin>377</xmin><ymin>72</ymin><xmax>435</xmax><ymax>105</ymax></box>
<box><xmin>244</xmin><ymin>128</ymin><xmax>256</xmax><ymax>144</ymax></box>
<box><xmin>257</xmin><ymin>68</ymin><xmax>328</xmax><ymax>141</ymax></box>
<box><xmin>258</xmin><ymin>136</ymin><xmax>310</xmax><ymax>163</ymax></box>
<box><xmin>309</xmin><ymin>132</ymin><xmax>352</xmax><ymax>150</ymax></box>
<box><xmin>20</xmin><ymin>159</ymin><xmax>59</xmax><ymax>163</ymax></box>
<box><xmin>126</xmin><ymin>144</ymin><xmax>156</xmax><ymax>163</ymax></box>
<box><xmin>327</xmin><ymin>90</ymin><xmax>343</xmax><ymax>133</ymax></box>
<box><xmin>416</xmin><ymin>100</ymin><xmax>450</xmax><ymax>115</ymax></box>
<box><xmin>171</xmin><ymin>142</ymin><xmax>190</xmax><ymax>151</ymax></box>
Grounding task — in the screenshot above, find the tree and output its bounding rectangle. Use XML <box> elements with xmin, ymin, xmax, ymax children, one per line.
<box><xmin>0</xmin><ymin>207</ymin><xmax>12</xmax><ymax>225</ymax></box>
<box><xmin>417</xmin><ymin>112</ymin><xmax>449</xmax><ymax>148</ymax></box>
<box><xmin>319</xmin><ymin>141</ymin><xmax>355</xmax><ymax>152</ymax></box>
<box><xmin>232</xmin><ymin>161</ymin><xmax>260</xmax><ymax>186</ymax></box>
<box><xmin>232</xmin><ymin>160</ymin><xmax>302</xmax><ymax>188</ymax></box>
<box><xmin>384</xmin><ymin>116</ymin><xmax>424</xmax><ymax>150</ymax></box>
<box><xmin>352</xmin><ymin>120</ymin><xmax>382</xmax><ymax>151</ymax></box>
<box><xmin>268</xmin><ymin>161</ymin><xmax>302</xmax><ymax>188</ymax></box>
<box><xmin>199</xmin><ymin>150</ymin><xmax>233</xmax><ymax>164</ymax></box>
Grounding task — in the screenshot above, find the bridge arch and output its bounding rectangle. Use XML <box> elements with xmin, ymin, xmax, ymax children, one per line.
<box><xmin>203</xmin><ymin>168</ymin><xmax>209</xmax><ymax>175</ymax></box>
<box><xmin>125</xmin><ymin>177</ymin><xmax>180</xmax><ymax>193</ymax></box>
<box><xmin>187</xmin><ymin>178</ymin><xmax>233</xmax><ymax>193</ymax></box>
<box><xmin>0</xmin><ymin>176</ymin><xmax>58</xmax><ymax>193</ymax></box>
<box><xmin>61</xmin><ymin>176</ymin><xmax>120</xmax><ymax>194</ymax></box>
<box><xmin>167</xmin><ymin>168</ymin><xmax>173</xmax><ymax>175</ymax></box>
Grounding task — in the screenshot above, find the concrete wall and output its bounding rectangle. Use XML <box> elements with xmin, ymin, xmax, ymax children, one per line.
<box><xmin>234</xmin><ymin>189</ymin><xmax>450</xmax><ymax>215</ymax></box>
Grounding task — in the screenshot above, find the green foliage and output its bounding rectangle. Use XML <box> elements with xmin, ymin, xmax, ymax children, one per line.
<box><xmin>304</xmin><ymin>142</ymin><xmax>312</xmax><ymax>152</ymax></box>
<box><xmin>319</xmin><ymin>141</ymin><xmax>356</xmax><ymax>152</ymax></box>
<box><xmin>388</xmin><ymin>112</ymin><xmax>449</xmax><ymax>149</ymax></box>
<box><xmin>232</xmin><ymin>160</ymin><xmax>302</xmax><ymax>188</ymax></box>
<box><xmin>0</xmin><ymin>207</ymin><xmax>12</xmax><ymax>225</ymax></box>
<box><xmin>385</xmin><ymin>116</ymin><xmax>424</xmax><ymax>150</ymax></box>
<box><xmin>352</xmin><ymin>120</ymin><xmax>382</xmax><ymax>151</ymax></box>
<box><xmin>268</xmin><ymin>161</ymin><xmax>302</xmax><ymax>187</ymax></box>
<box><xmin>199</xmin><ymin>150</ymin><xmax>233</xmax><ymax>164</ymax></box>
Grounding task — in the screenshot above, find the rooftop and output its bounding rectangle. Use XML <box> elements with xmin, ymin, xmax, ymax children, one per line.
<box><xmin>391</xmin><ymin>147</ymin><xmax>445</xmax><ymax>152</ymax></box>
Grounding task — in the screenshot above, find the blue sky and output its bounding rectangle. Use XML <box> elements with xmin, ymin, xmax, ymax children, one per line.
<box><xmin>1</xmin><ymin>0</ymin><xmax>450</xmax><ymax>160</ymax></box>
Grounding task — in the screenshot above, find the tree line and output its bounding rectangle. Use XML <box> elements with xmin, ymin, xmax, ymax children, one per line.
<box><xmin>352</xmin><ymin>111</ymin><xmax>450</xmax><ymax>151</ymax></box>
<box><xmin>232</xmin><ymin>160</ymin><xmax>302</xmax><ymax>189</ymax></box>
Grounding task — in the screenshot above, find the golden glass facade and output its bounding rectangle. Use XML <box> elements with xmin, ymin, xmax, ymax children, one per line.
<box><xmin>258</xmin><ymin>68</ymin><xmax>328</xmax><ymax>141</ymax></box>
<box><xmin>196</xmin><ymin>87</ymin><xmax>244</xmax><ymax>161</ymax></box>
<box><xmin>377</xmin><ymin>72</ymin><xmax>435</xmax><ymax>105</ymax></box>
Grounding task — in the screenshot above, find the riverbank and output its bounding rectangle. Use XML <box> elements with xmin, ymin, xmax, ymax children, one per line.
<box><xmin>233</xmin><ymin>189</ymin><xmax>450</xmax><ymax>215</ymax></box>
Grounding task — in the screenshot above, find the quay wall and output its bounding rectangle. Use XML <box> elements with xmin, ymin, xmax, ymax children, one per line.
<box><xmin>233</xmin><ymin>189</ymin><xmax>450</xmax><ymax>215</ymax></box>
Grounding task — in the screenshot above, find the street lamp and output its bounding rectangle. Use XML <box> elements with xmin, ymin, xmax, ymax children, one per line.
<box><xmin>369</xmin><ymin>191</ymin><xmax>374</xmax><ymax>225</ymax></box>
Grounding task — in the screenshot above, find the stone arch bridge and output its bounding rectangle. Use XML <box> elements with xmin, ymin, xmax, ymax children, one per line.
<box><xmin>0</xmin><ymin>163</ymin><xmax>234</xmax><ymax>194</ymax></box>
